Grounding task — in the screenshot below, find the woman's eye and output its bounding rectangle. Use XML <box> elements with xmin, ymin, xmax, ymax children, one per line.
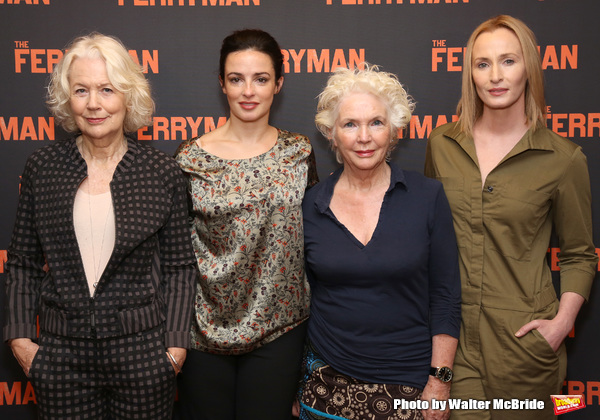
<box><xmin>74</xmin><ymin>88</ymin><xmax>87</xmax><ymax>96</ymax></box>
<box><xmin>343</xmin><ymin>122</ymin><xmax>355</xmax><ymax>128</ymax></box>
<box><xmin>372</xmin><ymin>120</ymin><xmax>383</xmax><ymax>126</ymax></box>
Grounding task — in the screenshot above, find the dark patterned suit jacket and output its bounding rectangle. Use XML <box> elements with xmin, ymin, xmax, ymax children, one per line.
<box><xmin>3</xmin><ymin>136</ymin><xmax>197</xmax><ymax>348</ymax></box>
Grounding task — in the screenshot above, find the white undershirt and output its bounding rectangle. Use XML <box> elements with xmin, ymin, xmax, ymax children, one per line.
<box><xmin>73</xmin><ymin>189</ymin><xmax>115</xmax><ymax>296</ymax></box>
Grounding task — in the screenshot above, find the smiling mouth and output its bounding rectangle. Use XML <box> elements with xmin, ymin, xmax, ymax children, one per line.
<box><xmin>86</xmin><ymin>117</ymin><xmax>108</xmax><ymax>124</ymax></box>
<box><xmin>240</xmin><ymin>102</ymin><xmax>258</xmax><ymax>110</ymax></box>
<box><xmin>355</xmin><ymin>150</ymin><xmax>375</xmax><ymax>157</ymax></box>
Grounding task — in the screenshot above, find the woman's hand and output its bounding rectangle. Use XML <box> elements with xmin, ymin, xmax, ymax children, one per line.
<box><xmin>422</xmin><ymin>334</ymin><xmax>457</xmax><ymax>420</ymax></box>
<box><xmin>421</xmin><ymin>376</ymin><xmax>451</xmax><ymax>420</ymax></box>
<box><xmin>515</xmin><ymin>318</ymin><xmax>569</xmax><ymax>352</ymax></box>
<box><xmin>9</xmin><ymin>338</ymin><xmax>39</xmax><ymax>377</ymax></box>
<box><xmin>292</xmin><ymin>399</ymin><xmax>300</xmax><ymax>417</ymax></box>
<box><xmin>166</xmin><ymin>347</ymin><xmax>187</xmax><ymax>375</ymax></box>
<box><xmin>515</xmin><ymin>292</ymin><xmax>585</xmax><ymax>352</ymax></box>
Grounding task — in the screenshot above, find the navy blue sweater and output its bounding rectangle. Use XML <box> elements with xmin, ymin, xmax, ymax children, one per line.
<box><xmin>303</xmin><ymin>163</ymin><xmax>461</xmax><ymax>388</ymax></box>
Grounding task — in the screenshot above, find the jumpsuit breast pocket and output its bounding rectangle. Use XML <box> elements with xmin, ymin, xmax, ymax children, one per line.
<box><xmin>488</xmin><ymin>186</ymin><xmax>551</xmax><ymax>261</ymax></box>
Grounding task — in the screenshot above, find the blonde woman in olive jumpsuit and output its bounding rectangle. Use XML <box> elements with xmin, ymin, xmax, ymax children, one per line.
<box><xmin>425</xmin><ymin>15</ymin><xmax>597</xmax><ymax>420</ymax></box>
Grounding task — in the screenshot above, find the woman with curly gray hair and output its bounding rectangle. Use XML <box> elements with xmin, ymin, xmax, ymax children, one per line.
<box><xmin>298</xmin><ymin>64</ymin><xmax>461</xmax><ymax>420</ymax></box>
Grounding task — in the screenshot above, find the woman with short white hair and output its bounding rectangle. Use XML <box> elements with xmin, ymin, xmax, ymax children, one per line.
<box><xmin>299</xmin><ymin>64</ymin><xmax>461</xmax><ymax>420</ymax></box>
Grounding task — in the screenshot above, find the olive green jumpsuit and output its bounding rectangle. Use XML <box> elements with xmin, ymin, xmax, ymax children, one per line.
<box><xmin>425</xmin><ymin>122</ymin><xmax>597</xmax><ymax>420</ymax></box>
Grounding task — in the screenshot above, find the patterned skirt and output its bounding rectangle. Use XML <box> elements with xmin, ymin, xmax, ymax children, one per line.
<box><xmin>298</xmin><ymin>342</ymin><xmax>424</xmax><ymax>420</ymax></box>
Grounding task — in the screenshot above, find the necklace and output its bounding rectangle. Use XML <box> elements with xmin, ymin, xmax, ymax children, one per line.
<box><xmin>87</xmin><ymin>188</ymin><xmax>113</xmax><ymax>294</ymax></box>
<box><xmin>76</xmin><ymin>136</ymin><xmax>122</xmax><ymax>294</ymax></box>
<box><xmin>77</xmin><ymin>135</ymin><xmax>128</xmax><ymax>161</ymax></box>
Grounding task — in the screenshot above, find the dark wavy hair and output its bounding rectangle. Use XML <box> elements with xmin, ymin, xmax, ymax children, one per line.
<box><xmin>219</xmin><ymin>29</ymin><xmax>284</xmax><ymax>81</ymax></box>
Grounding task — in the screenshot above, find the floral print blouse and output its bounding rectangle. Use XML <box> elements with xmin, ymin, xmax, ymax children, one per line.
<box><xmin>175</xmin><ymin>129</ymin><xmax>318</xmax><ymax>354</ymax></box>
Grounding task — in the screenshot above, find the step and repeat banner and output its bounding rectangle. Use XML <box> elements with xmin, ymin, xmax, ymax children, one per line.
<box><xmin>1</xmin><ymin>0</ymin><xmax>599</xmax><ymax>418</ymax></box>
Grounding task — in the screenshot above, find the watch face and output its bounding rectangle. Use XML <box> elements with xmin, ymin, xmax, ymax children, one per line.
<box><xmin>438</xmin><ymin>367</ymin><xmax>453</xmax><ymax>382</ymax></box>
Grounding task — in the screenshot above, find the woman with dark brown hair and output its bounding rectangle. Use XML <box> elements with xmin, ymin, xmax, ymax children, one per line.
<box><xmin>175</xmin><ymin>28</ymin><xmax>318</xmax><ymax>419</ymax></box>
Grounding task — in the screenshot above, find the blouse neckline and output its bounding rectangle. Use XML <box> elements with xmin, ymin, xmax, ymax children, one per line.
<box><xmin>192</xmin><ymin>128</ymin><xmax>281</xmax><ymax>162</ymax></box>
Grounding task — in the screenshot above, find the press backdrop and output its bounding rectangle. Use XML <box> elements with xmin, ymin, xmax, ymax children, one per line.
<box><xmin>1</xmin><ymin>0</ymin><xmax>599</xmax><ymax>418</ymax></box>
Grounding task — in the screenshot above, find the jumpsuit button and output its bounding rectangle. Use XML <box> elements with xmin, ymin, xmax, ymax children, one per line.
<box><xmin>486</xmin><ymin>185</ymin><xmax>494</xmax><ymax>192</ymax></box>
